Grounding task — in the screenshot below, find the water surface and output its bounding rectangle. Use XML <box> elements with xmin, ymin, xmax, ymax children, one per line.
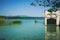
<box><xmin>0</xmin><ymin>18</ymin><xmax>60</xmax><ymax>40</ymax></box>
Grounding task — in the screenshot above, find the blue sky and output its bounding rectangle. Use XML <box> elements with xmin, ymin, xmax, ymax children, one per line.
<box><xmin>0</xmin><ymin>0</ymin><xmax>45</xmax><ymax>17</ymax></box>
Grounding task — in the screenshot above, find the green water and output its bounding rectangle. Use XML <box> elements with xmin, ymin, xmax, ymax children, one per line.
<box><xmin>0</xmin><ymin>18</ymin><xmax>60</xmax><ymax>40</ymax></box>
<box><xmin>45</xmin><ymin>25</ymin><xmax>60</xmax><ymax>40</ymax></box>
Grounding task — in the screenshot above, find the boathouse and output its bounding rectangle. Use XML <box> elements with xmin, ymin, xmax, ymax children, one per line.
<box><xmin>45</xmin><ymin>8</ymin><xmax>60</xmax><ymax>25</ymax></box>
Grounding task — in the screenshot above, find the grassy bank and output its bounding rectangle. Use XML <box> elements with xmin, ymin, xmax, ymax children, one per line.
<box><xmin>0</xmin><ymin>18</ymin><xmax>22</xmax><ymax>26</ymax></box>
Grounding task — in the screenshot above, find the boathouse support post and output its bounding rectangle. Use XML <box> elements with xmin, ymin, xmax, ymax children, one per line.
<box><xmin>45</xmin><ymin>18</ymin><xmax>47</xmax><ymax>25</ymax></box>
<box><xmin>56</xmin><ymin>16</ymin><xmax>59</xmax><ymax>25</ymax></box>
<box><xmin>56</xmin><ymin>11</ymin><xmax>60</xmax><ymax>25</ymax></box>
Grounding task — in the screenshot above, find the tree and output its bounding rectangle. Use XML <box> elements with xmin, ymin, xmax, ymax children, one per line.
<box><xmin>31</xmin><ymin>0</ymin><xmax>60</xmax><ymax>18</ymax></box>
<box><xmin>31</xmin><ymin>0</ymin><xmax>60</xmax><ymax>10</ymax></box>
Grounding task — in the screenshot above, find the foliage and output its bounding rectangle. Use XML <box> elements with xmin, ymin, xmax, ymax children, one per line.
<box><xmin>31</xmin><ymin>0</ymin><xmax>60</xmax><ymax>12</ymax></box>
<box><xmin>12</xmin><ymin>20</ymin><xmax>22</xmax><ymax>24</ymax></box>
<box><xmin>0</xmin><ymin>18</ymin><xmax>7</xmax><ymax>26</ymax></box>
<box><xmin>48</xmin><ymin>9</ymin><xmax>54</xmax><ymax>12</ymax></box>
<box><xmin>0</xmin><ymin>19</ymin><xmax>22</xmax><ymax>26</ymax></box>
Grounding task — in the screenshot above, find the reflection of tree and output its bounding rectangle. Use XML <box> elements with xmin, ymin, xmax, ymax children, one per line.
<box><xmin>45</xmin><ymin>25</ymin><xmax>59</xmax><ymax>40</ymax></box>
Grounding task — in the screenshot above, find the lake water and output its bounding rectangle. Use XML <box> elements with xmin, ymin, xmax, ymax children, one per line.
<box><xmin>0</xmin><ymin>18</ymin><xmax>60</xmax><ymax>40</ymax></box>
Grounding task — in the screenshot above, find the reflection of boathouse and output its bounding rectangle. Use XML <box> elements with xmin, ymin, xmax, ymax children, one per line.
<box><xmin>45</xmin><ymin>25</ymin><xmax>60</xmax><ymax>40</ymax></box>
<box><xmin>45</xmin><ymin>8</ymin><xmax>60</xmax><ymax>25</ymax></box>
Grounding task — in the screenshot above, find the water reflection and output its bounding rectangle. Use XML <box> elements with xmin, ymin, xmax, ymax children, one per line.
<box><xmin>45</xmin><ymin>25</ymin><xmax>60</xmax><ymax>40</ymax></box>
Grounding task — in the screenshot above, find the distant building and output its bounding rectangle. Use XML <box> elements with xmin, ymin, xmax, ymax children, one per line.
<box><xmin>45</xmin><ymin>8</ymin><xmax>60</xmax><ymax>25</ymax></box>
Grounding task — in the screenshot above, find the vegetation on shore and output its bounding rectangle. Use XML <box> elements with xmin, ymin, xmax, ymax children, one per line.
<box><xmin>0</xmin><ymin>16</ymin><xmax>44</xmax><ymax>26</ymax></box>
<box><xmin>0</xmin><ymin>16</ymin><xmax>44</xmax><ymax>18</ymax></box>
<box><xmin>11</xmin><ymin>20</ymin><xmax>22</xmax><ymax>25</ymax></box>
<box><xmin>0</xmin><ymin>18</ymin><xmax>22</xmax><ymax>26</ymax></box>
<box><xmin>0</xmin><ymin>18</ymin><xmax>7</xmax><ymax>26</ymax></box>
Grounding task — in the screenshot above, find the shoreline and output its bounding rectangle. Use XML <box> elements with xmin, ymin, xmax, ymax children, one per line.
<box><xmin>0</xmin><ymin>16</ymin><xmax>45</xmax><ymax>19</ymax></box>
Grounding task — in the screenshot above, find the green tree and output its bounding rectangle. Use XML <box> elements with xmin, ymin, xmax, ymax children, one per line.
<box><xmin>31</xmin><ymin>0</ymin><xmax>60</xmax><ymax>18</ymax></box>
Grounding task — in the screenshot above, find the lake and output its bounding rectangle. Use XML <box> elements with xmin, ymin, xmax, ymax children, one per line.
<box><xmin>0</xmin><ymin>18</ymin><xmax>60</xmax><ymax>40</ymax></box>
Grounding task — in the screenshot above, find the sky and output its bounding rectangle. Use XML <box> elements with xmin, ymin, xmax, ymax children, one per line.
<box><xmin>0</xmin><ymin>0</ymin><xmax>45</xmax><ymax>17</ymax></box>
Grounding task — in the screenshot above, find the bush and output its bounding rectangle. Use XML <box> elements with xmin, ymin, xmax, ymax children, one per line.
<box><xmin>0</xmin><ymin>18</ymin><xmax>7</xmax><ymax>26</ymax></box>
<box><xmin>12</xmin><ymin>20</ymin><xmax>22</xmax><ymax>24</ymax></box>
<box><xmin>0</xmin><ymin>18</ymin><xmax>22</xmax><ymax>26</ymax></box>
